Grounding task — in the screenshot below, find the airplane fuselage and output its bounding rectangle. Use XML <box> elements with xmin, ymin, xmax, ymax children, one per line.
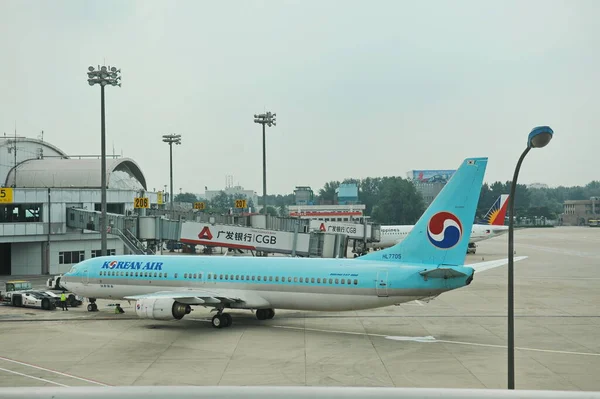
<box><xmin>62</xmin><ymin>255</ymin><xmax>474</xmax><ymax>312</ymax></box>
<box><xmin>370</xmin><ymin>224</ymin><xmax>508</xmax><ymax>250</ymax></box>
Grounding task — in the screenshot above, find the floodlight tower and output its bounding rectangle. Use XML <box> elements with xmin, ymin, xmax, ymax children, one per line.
<box><xmin>253</xmin><ymin>111</ymin><xmax>276</xmax><ymax>211</ymax></box>
<box><xmin>162</xmin><ymin>134</ymin><xmax>182</xmax><ymax>214</ymax></box>
<box><xmin>87</xmin><ymin>65</ymin><xmax>121</xmax><ymax>257</ymax></box>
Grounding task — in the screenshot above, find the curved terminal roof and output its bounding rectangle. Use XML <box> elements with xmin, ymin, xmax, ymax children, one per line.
<box><xmin>0</xmin><ymin>137</ymin><xmax>69</xmax><ymax>158</ymax></box>
<box><xmin>5</xmin><ymin>158</ymin><xmax>147</xmax><ymax>190</ymax></box>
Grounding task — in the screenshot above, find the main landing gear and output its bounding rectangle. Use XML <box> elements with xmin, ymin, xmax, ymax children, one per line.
<box><xmin>211</xmin><ymin>308</ymin><xmax>276</xmax><ymax>328</ymax></box>
<box><xmin>87</xmin><ymin>298</ymin><xmax>98</xmax><ymax>312</ymax></box>
<box><xmin>211</xmin><ymin>312</ymin><xmax>233</xmax><ymax>329</ymax></box>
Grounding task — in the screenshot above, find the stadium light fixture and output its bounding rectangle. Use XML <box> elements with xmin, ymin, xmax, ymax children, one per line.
<box><xmin>253</xmin><ymin>111</ymin><xmax>276</xmax><ymax>212</ymax></box>
<box><xmin>87</xmin><ymin>65</ymin><xmax>122</xmax><ymax>257</ymax></box>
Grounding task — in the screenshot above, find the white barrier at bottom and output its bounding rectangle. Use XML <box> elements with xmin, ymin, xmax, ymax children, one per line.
<box><xmin>0</xmin><ymin>386</ymin><xmax>598</xmax><ymax>399</ymax></box>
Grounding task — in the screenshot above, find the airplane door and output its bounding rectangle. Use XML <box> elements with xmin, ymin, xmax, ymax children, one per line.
<box><xmin>83</xmin><ymin>268</ymin><xmax>89</xmax><ymax>285</ymax></box>
<box><xmin>376</xmin><ymin>271</ymin><xmax>388</xmax><ymax>297</ymax></box>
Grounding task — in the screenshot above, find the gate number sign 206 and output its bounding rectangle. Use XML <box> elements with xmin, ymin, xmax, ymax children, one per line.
<box><xmin>134</xmin><ymin>197</ymin><xmax>149</xmax><ymax>208</ymax></box>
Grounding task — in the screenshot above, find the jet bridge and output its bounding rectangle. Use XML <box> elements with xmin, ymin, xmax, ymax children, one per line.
<box><xmin>178</xmin><ymin>221</ymin><xmax>347</xmax><ymax>257</ymax></box>
<box><xmin>66</xmin><ymin>208</ymin><xmax>348</xmax><ymax>258</ymax></box>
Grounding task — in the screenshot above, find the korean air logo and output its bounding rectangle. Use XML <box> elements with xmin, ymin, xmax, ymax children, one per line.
<box><xmin>427</xmin><ymin>212</ymin><xmax>463</xmax><ymax>249</ymax></box>
<box><xmin>108</xmin><ymin>261</ymin><xmax>118</xmax><ymax>269</ymax></box>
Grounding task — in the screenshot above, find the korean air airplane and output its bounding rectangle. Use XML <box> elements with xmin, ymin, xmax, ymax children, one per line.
<box><xmin>61</xmin><ymin>157</ymin><xmax>525</xmax><ymax>329</ymax></box>
<box><xmin>370</xmin><ymin>194</ymin><xmax>510</xmax><ymax>253</ymax></box>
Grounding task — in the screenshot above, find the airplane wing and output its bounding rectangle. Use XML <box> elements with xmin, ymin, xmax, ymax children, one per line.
<box><xmin>468</xmin><ymin>256</ymin><xmax>528</xmax><ymax>273</ymax></box>
<box><xmin>124</xmin><ymin>289</ymin><xmax>271</xmax><ymax>308</ymax></box>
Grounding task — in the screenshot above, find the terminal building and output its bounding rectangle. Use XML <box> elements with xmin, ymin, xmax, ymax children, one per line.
<box><xmin>561</xmin><ymin>197</ymin><xmax>600</xmax><ymax>226</ymax></box>
<box><xmin>0</xmin><ymin>136</ymin><xmax>159</xmax><ymax>276</ymax></box>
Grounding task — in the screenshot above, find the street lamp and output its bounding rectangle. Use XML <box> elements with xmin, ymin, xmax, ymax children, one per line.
<box><xmin>87</xmin><ymin>65</ymin><xmax>121</xmax><ymax>257</ymax></box>
<box><xmin>253</xmin><ymin>111</ymin><xmax>276</xmax><ymax>212</ymax></box>
<box><xmin>162</xmin><ymin>134</ymin><xmax>182</xmax><ymax>214</ymax></box>
<box><xmin>507</xmin><ymin>125</ymin><xmax>553</xmax><ymax>390</ymax></box>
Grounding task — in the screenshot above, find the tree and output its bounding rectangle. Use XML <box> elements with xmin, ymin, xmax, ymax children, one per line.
<box><xmin>206</xmin><ymin>192</ymin><xmax>252</xmax><ymax>214</ymax></box>
<box><xmin>277</xmin><ymin>204</ymin><xmax>289</xmax><ymax>217</ymax></box>
<box><xmin>174</xmin><ymin>192</ymin><xmax>198</xmax><ymax>203</ymax></box>
<box><xmin>318</xmin><ymin>181</ymin><xmax>340</xmax><ymax>204</ymax></box>
<box><xmin>259</xmin><ymin>206</ymin><xmax>278</xmax><ymax>216</ymax></box>
<box><xmin>371</xmin><ymin>177</ymin><xmax>425</xmax><ymax>224</ymax></box>
<box><xmin>258</xmin><ymin>193</ymin><xmax>295</xmax><ymax>207</ymax></box>
<box><xmin>356</xmin><ymin>177</ymin><xmax>382</xmax><ymax>216</ymax></box>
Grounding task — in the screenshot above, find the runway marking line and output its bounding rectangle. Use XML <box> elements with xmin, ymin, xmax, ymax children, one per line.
<box><xmin>270</xmin><ymin>325</ymin><xmax>600</xmax><ymax>357</ymax></box>
<box><xmin>0</xmin><ymin>355</ymin><xmax>110</xmax><ymax>386</ymax></box>
<box><xmin>0</xmin><ymin>367</ymin><xmax>69</xmax><ymax>387</ymax></box>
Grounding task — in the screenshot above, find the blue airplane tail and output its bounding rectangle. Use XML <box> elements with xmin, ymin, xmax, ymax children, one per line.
<box><xmin>358</xmin><ymin>157</ymin><xmax>488</xmax><ymax>266</ymax></box>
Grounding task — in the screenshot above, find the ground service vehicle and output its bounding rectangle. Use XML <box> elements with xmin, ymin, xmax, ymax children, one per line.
<box><xmin>2</xmin><ymin>290</ymin><xmax>57</xmax><ymax>310</ymax></box>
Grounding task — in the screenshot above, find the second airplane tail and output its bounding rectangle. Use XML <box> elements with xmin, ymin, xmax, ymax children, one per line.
<box><xmin>482</xmin><ymin>194</ymin><xmax>509</xmax><ymax>226</ymax></box>
<box><xmin>357</xmin><ymin>157</ymin><xmax>488</xmax><ymax>266</ymax></box>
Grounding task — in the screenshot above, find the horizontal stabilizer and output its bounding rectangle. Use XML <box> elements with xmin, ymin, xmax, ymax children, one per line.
<box><xmin>419</xmin><ymin>268</ymin><xmax>469</xmax><ymax>279</ymax></box>
<box><xmin>470</xmin><ymin>256</ymin><xmax>528</xmax><ymax>273</ymax></box>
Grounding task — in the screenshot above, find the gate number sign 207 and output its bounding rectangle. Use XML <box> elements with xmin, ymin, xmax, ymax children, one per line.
<box><xmin>134</xmin><ymin>197</ymin><xmax>149</xmax><ymax>208</ymax></box>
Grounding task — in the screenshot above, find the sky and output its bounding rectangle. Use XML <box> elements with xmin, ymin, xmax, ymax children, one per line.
<box><xmin>1</xmin><ymin>0</ymin><xmax>598</xmax><ymax>196</ymax></box>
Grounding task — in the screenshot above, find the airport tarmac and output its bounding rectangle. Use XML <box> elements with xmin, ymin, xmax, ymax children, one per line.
<box><xmin>0</xmin><ymin>226</ymin><xmax>599</xmax><ymax>390</ymax></box>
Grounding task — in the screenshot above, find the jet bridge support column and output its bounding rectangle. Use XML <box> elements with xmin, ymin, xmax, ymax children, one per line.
<box><xmin>291</xmin><ymin>217</ymin><xmax>300</xmax><ymax>257</ymax></box>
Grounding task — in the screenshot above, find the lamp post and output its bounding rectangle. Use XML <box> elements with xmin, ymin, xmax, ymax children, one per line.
<box><xmin>87</xmin><ymin>65</ymin><xmax>121</xmax><ymax>257</ymax></box>
<box><xmin>253</xmin><ymin>111</ymin><xmax>276</xmax><ymax>213</ymax></box>
<box><xmin>507</xmin><ymin>126</ymin><xmax>553</xmax><ymax>390</ymax></box>
<box><xmin>162</xmin><ymin>134</ymin><xmax>182</xmax><ymax>215</ymax></box>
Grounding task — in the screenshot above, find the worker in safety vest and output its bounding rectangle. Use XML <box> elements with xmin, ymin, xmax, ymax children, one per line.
<box><xmin>60</xmin><ymin>293</ymin><xmax>68</xmax><ymax>311</ymax></box>
<box><xmin>114</xmin><ymin>304</ymin><xmax>124</xmax><ymax>314</ymax></box>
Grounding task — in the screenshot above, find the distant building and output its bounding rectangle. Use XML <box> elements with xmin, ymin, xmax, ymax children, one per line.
<box><xmin>562</xmin><ymin>197</ymin><xmax>600</xmax><ymax>226</ymax></box>
<box><xmin>294</xmin><ymin>186</ymin><xmax>314</xmax><ymax>206</ymax></box>
<box><xmin>203</xmin><ymin>185</ymin><xmax>258</xmax><ymax>209</ymax></box>
<box><xmin>407</xmin><ymin>169</ymin><xmax>456</xmax><ymax>206</ymax></box>
<box><xmin>336</xmin><ymin>183</ymin><xmax>358</xmax><ymax>205</ymax></box>
<box><xmin>288</xmin><ymin>204</ymin><xmax>366</xmax><ymax>222</ymax></box>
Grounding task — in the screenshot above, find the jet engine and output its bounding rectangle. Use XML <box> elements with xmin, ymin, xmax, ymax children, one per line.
<box><xmin>135</xmin><ymin>298</ymin><xmax>192</xmax><ymax>320</ymax></box>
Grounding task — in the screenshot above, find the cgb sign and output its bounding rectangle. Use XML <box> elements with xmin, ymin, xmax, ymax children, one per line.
<box><xmin>309</xmin><ymin>220</ymin><xmax>370</xmax><ymax>240</ymax></box>
<box><xmin>180</xmin><ymin>222</ymin><xmax>309</xmax><ymax>252</ymax></box>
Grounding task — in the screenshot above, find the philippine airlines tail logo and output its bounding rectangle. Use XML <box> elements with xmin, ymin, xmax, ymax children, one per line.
<box><xmin>484</xmin><ymin>194</ymin><xmax>509</xmax><ymax>226</ymax></box>
<box><xmin>427</xmin><ymin>212</ymin><xmax>463</xmax><ymax>249</ymax></box>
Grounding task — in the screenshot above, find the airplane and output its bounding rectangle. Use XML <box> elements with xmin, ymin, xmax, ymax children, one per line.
<box><xmin>369</xmin><ymin>194</ymin><xmax>510</xmax><ymax>254</ymax></box>
<box><xmin>61</xmin><ymin>157</ymin><xmax>526</xmax><ymax>329</ymax></box>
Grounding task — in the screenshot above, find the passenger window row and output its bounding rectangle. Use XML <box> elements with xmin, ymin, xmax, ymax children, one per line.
<box><xmin>99</xmin><ymin>270</ymin><xmax>168</xmax><ymax>278</ymax></box>
<box><xmin>98</xmin><ymin>270</ymin><xmax>359</xmax><ymax>285</ymax></box>
<box><xmin>206</xmin><ymin>273</ymin><xmax>358</xmax><ymax>285</ymax></box>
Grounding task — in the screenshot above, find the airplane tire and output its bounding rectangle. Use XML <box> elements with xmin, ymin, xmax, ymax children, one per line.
<box><xmin>212</xmin><ymin>314</ymin><xmax>224</xmax><ymax>328</ymax></box>
<box><xmin>87</xmin><ymin>304</ymin><xmax>94</xmax><ymax>312</ymax></box>
<box><xmin>222</xmin><ymin>313</ymin><xmax>232</xmax><ymax>327</ymax></box>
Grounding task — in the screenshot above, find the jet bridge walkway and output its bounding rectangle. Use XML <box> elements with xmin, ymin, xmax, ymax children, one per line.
<box><xmin>66</xmin><ymin>208</ymin><xmax>348</xmax><ymax>258</ymax></box>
